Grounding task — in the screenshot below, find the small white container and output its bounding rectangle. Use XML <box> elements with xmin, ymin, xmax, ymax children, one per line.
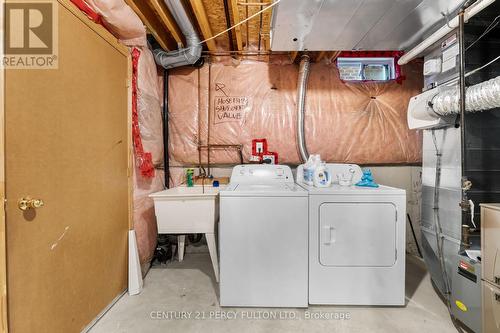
<box><xmin>337</xmin><ymin>170</ymin><xmax>355</xmax><ymax>186</ymax></box>
<box><xmin>313</xmin><ymin>163</ymin><xmax>332</xmax><ymax>187</ymax></box>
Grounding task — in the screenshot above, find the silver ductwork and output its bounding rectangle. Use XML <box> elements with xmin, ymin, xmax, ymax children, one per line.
<box><xmin>408</xmin><ymin>75</ymin><xmax>500</xmax><ymax>129</ymax></box>
<box><xmin>153</xmin><ymin>0</ymin><xmax>202</xmax><ymax>69</ymax></box>
<box><xmin>297</xmin><ymin>54</ymin><xmax>311</xmax><ymax>163</ymax></box>
<box><xmin>432</xmin><ymin>75</ymin><xmax>500</xmax><ymax>115</ymax></box>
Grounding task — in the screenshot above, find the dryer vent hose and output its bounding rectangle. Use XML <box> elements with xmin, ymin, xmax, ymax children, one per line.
<box><xmin>432</xmin><ymin>75</ymin><xmax>500</xmax><ymax>115</ymax></box>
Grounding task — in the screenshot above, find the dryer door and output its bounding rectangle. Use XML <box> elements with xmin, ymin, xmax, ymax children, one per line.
<box><xmin>319</xmin><ymin>202</ymin><xmax>397</xmax><ymax>267</ymax></box>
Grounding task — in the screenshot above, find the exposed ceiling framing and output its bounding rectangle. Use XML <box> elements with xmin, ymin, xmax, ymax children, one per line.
<box><xmin>229</xmin><ymin>0</ymin><xmax>243</xmax><ymax>50</ymax></box>
<box><xmin>189</xmin><ymin>0</ymin><xmax>217</xmax><ymax>51</ymax></box>
<box><xmin>148</xmin><ymin>0</ymin><xmax>184</xmax><ymax>46</ymax></box>
<box><xmin>125</xmin><ymin>0</ymin><xmax>337</xmax><ymax>61</ymax></box>
<box><xmin>124</xmin><ymin>0</ymin><xmax>177</xmax><ymax>51</ymax></box>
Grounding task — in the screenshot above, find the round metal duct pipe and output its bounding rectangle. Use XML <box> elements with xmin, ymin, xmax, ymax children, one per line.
<box><xmin>296</xmin><ymin>54</ymin><xmax>311</xmax><ymax>163</ymax></box>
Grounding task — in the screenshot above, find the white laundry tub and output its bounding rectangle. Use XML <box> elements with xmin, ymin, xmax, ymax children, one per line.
<box><xmin>149</xmin><ymin>185</ymin><xmax>223</xmax><ymax>281</ymax></box>
<box><xmin>149</xmin><ymin>185</ymin><xmax>222</xmax><ymax>234</ymax></box>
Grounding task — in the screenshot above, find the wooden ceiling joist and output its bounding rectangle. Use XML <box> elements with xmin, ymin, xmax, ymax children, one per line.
<box><xmin>148</xmin><ymin>0</ymin><xmax>184</xmax><ymax>47</ymax></box>
<box><xmin>230</xmin><ymin>0</ymin><xmax>244</xmax><ymax>50</ymax></box>
<box><xmin>316</xmin><ymin>51</ymin><xmax>326</xmax><ymax>62</ymax></box>
<box><xmin>125</xmin><ymin>0</ymin><xmax>176</xmax><ymax>51</ymax></box>
<box><xmin>189</xmin><ymin>0</ymin><xmax>217</xmax><ymax>51</ymax></box>
<box><xmin>237</xmin><ymin>2</ymin><xmax>272</xmax><ymax>5</ymax></box>
<box><xmin>329</xmin><ymin>51</ymin><xmax>341</xmax><ymax>62</ymax></box>
<box><xmin>263</xmin><ymin>32</ymin><xmax>270</xmax><ymax>51</ymax></box>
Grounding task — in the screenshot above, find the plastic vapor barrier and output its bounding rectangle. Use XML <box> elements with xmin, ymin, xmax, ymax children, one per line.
<box><xmin>82</xmin><ymin>0</ymin><xmax>163</xmax><ymax>269</ymax></box>
<box><xmin>168</xmin><ymin>60</ymin><xmax>423</xmax><ymax>166</ymax></box>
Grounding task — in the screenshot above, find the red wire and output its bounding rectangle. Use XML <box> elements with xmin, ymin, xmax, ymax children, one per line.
<box><xmin>70</xmin><ymin>0</ymin><xmax>103</xmax><ymax>24</ymax></box>
<box><xmin>131</xmin><ymin>48</ymin><xmax>155</xmax><ymax>178</ymax></box>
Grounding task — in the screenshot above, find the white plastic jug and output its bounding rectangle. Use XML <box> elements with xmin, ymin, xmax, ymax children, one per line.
<box><xmin>313</xmin><ymin>163</ymin><xmax>331</xmax><ymax>187</ymax></box>
<box><xmin>303</xmin><ymin>154</ymin><xmax>320</xmax><ymax>186</ymax></box>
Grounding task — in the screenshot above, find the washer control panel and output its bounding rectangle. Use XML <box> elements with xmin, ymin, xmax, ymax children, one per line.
<box><xmin>230</xmin><ymin>165</ymin><xmax>293</xmax><ymax>184</ymax></box>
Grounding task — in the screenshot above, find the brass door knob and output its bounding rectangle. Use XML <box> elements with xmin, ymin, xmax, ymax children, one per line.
<box><xmin>18</xmin><ymin>197</ymin><xmax>44</xmax><ymax>211</ymax></box>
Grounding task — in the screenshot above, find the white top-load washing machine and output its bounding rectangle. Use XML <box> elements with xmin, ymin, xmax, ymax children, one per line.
<box><xmin>219</xmin><ymin>164</ymin><xmax>308</xmax><ymax>307</ymax></box>
<box><xmin>298</xmin><ymin>164</ymin><xmax>406</xmax><ymax>306</ymax></box>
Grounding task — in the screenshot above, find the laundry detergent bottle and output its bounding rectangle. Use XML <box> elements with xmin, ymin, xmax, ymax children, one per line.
<box><xmin>313</xmin><ymin>163</ymin><xmax>331</xmax><ymax>187</ymax></box>
<box><xmin>303</xmin><ymin>155</ymin><xmax>320</xmax><ymax>186</ymax></box>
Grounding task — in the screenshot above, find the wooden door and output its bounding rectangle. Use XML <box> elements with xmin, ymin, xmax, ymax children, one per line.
<box><xmin>3</xmin><ymin>2</ymin><xmax>131</xmax><ymax>332</ymax></box>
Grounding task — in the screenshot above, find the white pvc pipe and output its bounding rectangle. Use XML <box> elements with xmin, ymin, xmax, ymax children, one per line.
<box><xmin>154</xmin><ymin>0</ymin><xmax>202</xmax><ymax>69</ymax></box>
<box><xmin>398</xmin><ymin>0</ymin><xmax>496</xmax><ymax>65</ymax></box>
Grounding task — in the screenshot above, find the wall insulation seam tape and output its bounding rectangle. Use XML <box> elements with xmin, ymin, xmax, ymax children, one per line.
<box><xmin>131</xmin><ymin>48</ymin><xmax>155</xmax><ymax>178</ymax></box>
<box><xmin>432</xmin><ymin>75</ymin><xmax>500</xmax><ymax>115</ymax></box>
<box><xmin>398</xmin><ymin>0</ymin><xmax>496</xmax><ymax>65</ymax></box>
<box><xmin>70</xmin><ymin>0</ymin><xmax>102</xmax><ymax>23</ymax></box>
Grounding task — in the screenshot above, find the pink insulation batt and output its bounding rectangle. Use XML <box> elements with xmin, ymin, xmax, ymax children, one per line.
<box><xmin>85</xmin><ymin>0</ymin><xmax>163</xmax><ymax>270</ymax></box>
<box><xmin>167</xmin><ymin>60</ymin><xmax>422</xmax><ymax>165</ymax></box>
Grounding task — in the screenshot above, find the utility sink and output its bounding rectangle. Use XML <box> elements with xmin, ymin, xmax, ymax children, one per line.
<box><xmin>149</xmin><ymin>185</ymin><xmax>223</xmax><ymax>234</ymax></box>
<box><xmin>149</xmin><ymin>185</ymin><xmax>223</xmax><ymax>281</ymax></box>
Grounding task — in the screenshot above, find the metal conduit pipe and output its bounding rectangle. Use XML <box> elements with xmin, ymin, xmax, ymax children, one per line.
<box><xmin>296</xmin><ymin>54</ymin><xmax>311</xmax><ymax>163</ymax></box>
<box><xmin>153</xmin><ymin>0</ymin><xmax>202</xmax><ymax>69</ymax></box>
<box><xmin>458</xmin><ymin>7</ymin><xmax>470</xmax><ymax>249</ymax></box>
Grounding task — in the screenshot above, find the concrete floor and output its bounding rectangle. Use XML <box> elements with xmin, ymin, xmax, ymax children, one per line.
<box><xmin>90</xmin><ymin>252</ymin><xmax>458</xmax><ymax>333</ymax></box>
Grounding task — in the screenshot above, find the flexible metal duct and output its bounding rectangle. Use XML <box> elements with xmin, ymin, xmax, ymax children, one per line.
<box><xmin>153</xmin><ymin>0</ymin><xmax>202</xmax><ymax>69</ymax></box>
<box><xmin>297</xmin><ymin>55</ymin><xmax>311</xmax><ymax>163</ymax></box>
<box><xmin>432</xmin><ymin>75</ymin><xmax>500</xmax><ymax>115</ymax></box>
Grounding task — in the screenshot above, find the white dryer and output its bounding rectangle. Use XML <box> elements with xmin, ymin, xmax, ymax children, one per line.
<box><xmin>298</xmin><ymin>164</ymin><xmax>406</xmax><ymax>306</ymax></box>
<box><xmin>219</xmin><ymin>165</ymin><xmax>308</xmax><ymax>307</ymax></box>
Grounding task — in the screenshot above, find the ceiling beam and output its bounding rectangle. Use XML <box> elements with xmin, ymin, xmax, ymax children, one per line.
<box><xmin>329</xmin><ymin>51</ymin><xmax>341</xmax><ymax>62</ymax></box>
<box><xmin>230</xmin><ymin>0</ymin><xmax>243</xmax><ymax>50</ymax></box>
<box><xmin>263</xmin><ymin>32</ymin><xmax>270</xmax><ymax>51</ymax></box>
<box><xmin>148</xmin><ymin>0</ymin><xmax>184</xmax><ymax>47</ymax></box>
<box><xmin>237</xmin><ymin>2</ymin><xmax>272</xmax><ymax>5</ymax></box>
<box><xmin>290</xmin><ymin>51</ymin><xmax>299</xmax><ymax>63</ymax></box>
<box><xmin>188</xmin><ymin>0</ymin><xmax>217</xmax><ymax>51</ymax></box>
<box><xmin>316</xmin><ymin>51</ymin><xmax>326</xmax><ymax>62</ymax></box>
<box><xmin>223</xmin><ymin>0</ymin><xmax>236</xmax><ymax>51</ymax></box>
<box><xmin>125</xmin><ymin>0</ymin><xmax>176</xmax><ymax>51</ymax></box>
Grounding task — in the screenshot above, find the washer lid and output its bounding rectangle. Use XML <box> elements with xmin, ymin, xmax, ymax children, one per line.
<box><xmin>299</xmin><ymin>183</ymin><xmax>405</xmax><ymax>195</ymax></box>
<box><xmin>220</xmin><ymin>183</ymin><xmax>308</xmax><ymax>197</ymax></box>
